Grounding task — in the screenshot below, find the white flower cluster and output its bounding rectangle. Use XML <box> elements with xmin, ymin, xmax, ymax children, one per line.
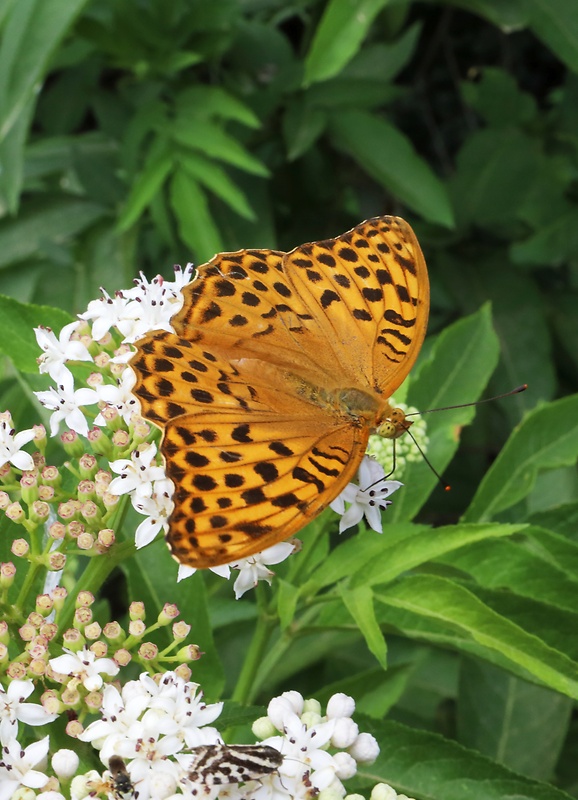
<box><xmin>0</xmin><ymin>679</ymin><xmax>58</xmax><ymax>799</ymax></box>
<box><xmin>72</xmin><ymin>675</ymin><xmax>379</xmax><ymax>800</ymax></box>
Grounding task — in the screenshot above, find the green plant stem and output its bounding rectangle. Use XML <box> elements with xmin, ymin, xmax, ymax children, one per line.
<box><xmin>247</xmin><ymin>606</ymin><xmax>320</xmax><ymax>703</ymax></box>
<box><xmin>231</xmin><ymin>583</ymin><xmax>274</xmax><ymax>705</ymax></box>
<box><xmin>56</xmin><ymin>541</ymin><xmax>135</xmax><ymax>634</ymax></box>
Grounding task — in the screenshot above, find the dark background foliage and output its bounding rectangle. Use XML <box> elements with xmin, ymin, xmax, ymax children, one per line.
<box><xmin>1</xmin><ymin>1</ymin><xmax>578</xmax><ymax>798</ymax></box>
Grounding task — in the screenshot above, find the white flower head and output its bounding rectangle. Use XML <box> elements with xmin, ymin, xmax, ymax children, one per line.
<box><xmin>228</xmin><ymin>542</ymin><xmax>297</xmax><ymax>599</ymax></box>
<box><xmin>133</xmin><ymin>478</ymin><xmax>175</xmax><ymax>549</ymax></box>
<box><xmin>34</xmin><ymin>367</ymin><xmax>99</xmax><ymax>437</ymax></box>
<box><xmin>79</xmin><ymin>672</ymin><xmax>223</xmax><ymax>800</ymax></box>
<box><xmin>0</xmin><ymin>736</ymin><xmax>50</xmax><ymax>800</ymax></box>
<box><xmin>80</xmin><ymin>288</ymin><xmax>140</xmax><ymax>342</ymax></box>
<box><xmin>49</xmin><ymin>646</ymin><xmax>119</xmax><ymax>691</ymax></box>
<box><xmin>0</xmin><ymin>679</ymin><xmax>58</xmax><ymax>745</ymax></box>
<box><xmin>95</xmin><ymin>367</ymin><xmax>139</xmax><ymax>426</ymax></box>
<box><xmin>0</xmin><ymin>420</ymin><xmax>35</xmax><ymax>471</ymax></box>
<box><xmin>109</xmin><ymin>443</ymin><xmax>166</xmax><ymax>500</ymax></box>
<box><xmin>35</xmin><ymin>321</ymin><xmax>93</xmax><ymax>379</ymax></box>
<box><xmin>330</xmin><ymin>458</ymin><xmax>402</xmax><ymax>534</ymax></box>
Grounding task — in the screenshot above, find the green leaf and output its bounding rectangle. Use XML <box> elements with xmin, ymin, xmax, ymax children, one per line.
<box><xmin>341</xmin><ymin>22</ymin><xmax>421</xmax><ymax>83</ymax></box>
<box><xmin>376</xmin><ymin>574</ymin><xmax>578</xmax><ymax>699</ymax></box>
<box><xmin>351</xmin><ymin>523</ymin><xmax>526</xmax><ymax>589</ymax></box>
<box><xmin>450</xmin><ymin>128</ymin><xmax>538</xmax><ymax>229</ymax></box>
<box><xmin>356</xmin><ymin>716</ymin><xmax>575</xmax><ymax>800</ymax></box>
<box><xmin>389</xmin><ymin>305</ymin><xmax>500</xmax><ymax>522</ymax></box>
<box><xmin>0</xmin><ymin>295</ymin><xmax>72</xmax><ymax>372</ymax></box>
<box><xmin>170</xmin><ymin>172</ymin><xmax>224</xmax><ymax>263</ymax></box>
<box><xmin>176</xmin><ymin>86</ymin><xmax>261</xmax><ymax>128</ymax></box>
<box><xmin>461</xmin><ymin>67</ymin><xmax>536</xmax><ymax>127</ymax></box>
<box><xmin>0</xmin><ymin>198</ymin><xmax>107</xmax><ymax>269</ymax></box>
<box><xmin>330</xmin><ymin>109</ymin><xmax>454</xmax><ymax>226</ymax></box>
<box><xmin>117</xmin><ymin>144</ymin><xmax>173</xmax><ymax>231</ymax></box>
<box><xmin>438</xmin><ymin>527</ymin><xmax>578</xmax><ymax>613</ymax></box>
<box><xmin>465</xmin><ymin>395</ymin><xmax>578</xmax><ymax>523</ymax></box>
<box><xmin>283</xmin><ymin>99</ymin><xmax>327</xmax><ymax>161</ymax></box>
<box><xmin>527</xmin><ymin>0</ymin><xmax>578</xmax><ymax>74</ymax></box>
<box><xmin>171</xmin><ymin>119</ymin><xmax>269</xmax><ymax>177</ymax></box>
<box><xmin>340</xmin><ymin>585</ymin><xmax>387</xmax><ymax>668</ymax></box>
<box><xmin>304</xmin><ymin>0</ymin><xmax>391</xmax><ymax>86</ymax></box>
<box><xmin>0</xmin><ymin>0</ymin><xmax>90</xmax><ymax>209</ymax></box>
<box><xmin>180</xmin><ymin>153</ymin><xmax>256</xmax><ymax>221</ymax></box>
<box><xmin>457</xmin><ymin>659</ymin><xmax>573</xmax><ymax>780</ymax></box>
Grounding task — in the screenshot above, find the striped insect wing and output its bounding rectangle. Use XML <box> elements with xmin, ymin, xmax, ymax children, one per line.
<box><xmin>187</xmin><ymin>744</ymin><xmax>283</xmax><ymax>786</ymax></box>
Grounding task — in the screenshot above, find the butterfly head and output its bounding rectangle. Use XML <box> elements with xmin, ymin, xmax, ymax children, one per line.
<box><xmin>376</xmin><ymin>407</ymin><xmax>413</xmax><ymax>440</ymax></box>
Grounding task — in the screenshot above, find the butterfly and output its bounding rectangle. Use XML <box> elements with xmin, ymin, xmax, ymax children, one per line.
<box><xmin>131</xmin><ymin>216</ymin><xmax>429</xmax><ymax>568</ymax></box>
<box><xmin>184</xmin><ymin>743</ymin><xmax>283</xmax><ymax>787</ymax></box>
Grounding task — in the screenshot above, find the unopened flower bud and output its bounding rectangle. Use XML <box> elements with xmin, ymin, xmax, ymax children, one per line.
<box><xmin>30</xmin><ymin>501</ymin><xmax>50</xmax><ymax>523</ymax></box>
<box><xmin>6</xmin><ymin>502</ymin><xmax>25</xmax><ymax>522</ymax></box>
<box><xmin>129</xmin><ymin>620</ymin><xmax>146</xmax><ymax>637</ymax></box>
<box><xmin>74</xmin><ymin>607</ymin><xmax>93</xmax><ymax>628</ymax></box>
<box><xmin>132</xmin><ymin>417</ymin><xmax>152</xmax><ymax>443</ymax></box>
<box><xmin>78</xmin><ymin>480</ymin><xmax>96</xmax><ymax>501</ymax></box>
<box><xmin>111</xmin><ymin>429</ymin><xmax>131</xmax><ymax>448</ymax></box>
<box><xmin>11</xmin><ymin>538</ymin><xmax>29</xmax><ymax>557</ymax></box>
<box><xmin>41</xmin><ymin>689</ymin><xmax>62</xmax><ymax>715</ymax></box>
<box><xmin>51</xmin><ymin>586</ymin><xmax>67</xmax><ymax>609</ymax></box>
<box><xmin>85</xmin><ymin>690</ymin><xmax>103</xmax><ymax>711</ymax></box>
<box><xmin>41</xmin><ymin>465</ymin><xmax>60</xmax><ymax>486</ymax></box>
<box><xmin>85</xmin><ymin>622</ymin><xmax>102</xmax><ymax>641</ymax></box>
<box><xmin>103</xmin><ymin>622</ymin><xmax>123</xmax><ymax>642</ymax></box>
<box><xmin>0</xmin><ymin>491</ymin><xmax>9</xmax><ymax>509</ymax></box>
<box><xmin>65</xmin><ymin>718</ymin><xmax>84</xmax><ymax>738</ymax></box>
<box><xmin>1</xmin><ymin>561</ymin><xmax>16</xmax><ymax>587</ymax></box>
<box><xmin>33</xmin><ymin>424</ymin><xmax>47</xmax><ymax>447</ymax></box>
<box><xmin>100</xmin><ymin>405</ymin><xmax>122</xmax><ymax>430</ymax></box>
<box><xmin>252</xmin><ymin>716</ymin><xmax>277</xmax><ymax>740</ymax></box>
<box><xmin>349</xmin><ymin>732</ymin><xmax>379</xmax><ymax>764</ymax></box>
<box><xmin>138</xmin><ymin>641</ymin><xmax>158</xmax><ymax>660</ymax></box>
<box><xmin>87</xmin><ymin>371</ymin><xmax>104</xmax><ymax>388</ymax></box>
<box><xmin>28</xmin><ymin>658</ymin><xmax>47</xmax><ymax>676</ymax></box>
<box><xmin>87</xmin><ymin>427</ymin><xmax>113</xmax><ymax>457</ymax></box>
<box><xmin>175</xmin><ymin>664</ymin><xmax>192</xmax><ymax>682</ymax></box>
<box><xmin>48</xmin><ymin>552</ymin><xmax>66</xmax><ymax>571</ymax></box>
<box><xmin>61</xmin><ymin>430</ymin><xmax>84</xmax><ymax>457</ymax></box>
<box><xmin>28</xmin><ymin>612</ymin><xmax>43</xmax><ymax>627</ymax></box>
<box><xmin>20</xmin><ymin>472</ymin><xmax>38</xmax><ymax>503</ymax></box>
<box><xmin>129</xmin><ymin>601</ymin><xmax>145</xmax><ymax>621</ymax></box>
<box><xmin>113</xmin><ymin>648</ymin><xmax>131</xmax><ymax>667</ymax></box>
<box><xmin>172</xmin><ymin>621</ymin><xmax>191</xmax><ymax>640</ymax></box>
<box><xmin>158</xmin><ymin>603</ymin><xmax>179</xmax><ymax>625</ymax></box>
<box><xmin>36</xmin><ymin>594</ymin><xmax>54</xmax><ymax>615</ymax></box>
<box><xmin>39</xmin><ymin>622</ymin><xmax>58</xmax><ymax>641</ymax></box>
<box><xmin>77</xmin><ymin>591</ymin><xmax>95</xmax><ymax>607</ymax></box>
<box><xmin>97</xmin><ymin>528</ymin><xmax>115</xmax><ymax>548</ymax></box>
<box><xmin>7</xmin><ymin>662</ymin><xmax>27</xmax><ymax>680</ymax></box>
<box><xmin>176</xmin><ymin>644</ymin><xmax>202</xmax><ymax>661</ymax></box>
<box><xmin>48</xmin><ymin>521</ymin><xmax>66</xmax><ymax>540</ymax></box>
<box><xmin>62</xmin><ymin>628</ymin><xmax>84</xmax><ymax>649</ymax></box>
<box><xmin>52</xmin><ymin>748</ymin><xmax>79</xmax><ymax>779</ymax></box>
<box><xmin>81</xmin><ymin>501</ymin><xmax>102</xmax><ymax>523</ymax></box>
<box><xmin>38</xmin><ymin>485</ymin><xmax>55</xmax><ymax>501</ymax></box>
<box><xmin>77</xmin><ymin>532</ymin><xmax>95</xmax><ymax>550</ymax></box>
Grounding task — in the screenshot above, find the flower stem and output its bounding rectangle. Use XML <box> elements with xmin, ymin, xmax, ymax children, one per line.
<box><xmin>231</xmin><ymin>583</ymin><xmax>273</xmax><ymax>705</ymax></box>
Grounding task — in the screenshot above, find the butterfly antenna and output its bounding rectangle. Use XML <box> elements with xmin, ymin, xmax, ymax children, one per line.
<box><xmin>406</xmin><ymin>384</ymin><xmax>528</xmax><ymax>417</ymax></box>
<box><xmin>406</xmin><ymin>427</ymin><xmax>451</xmax><ymax>491</ymax></box>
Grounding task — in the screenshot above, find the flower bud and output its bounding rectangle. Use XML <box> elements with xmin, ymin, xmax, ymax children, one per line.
<box><xmin>1</xmin><ymin>561</ymin><xmax>17</xmax><ymax>587</ymax></box>
<box><xmin>138</xmin><ymin>641</ymin><xmax>158</xmax><ymax>660</ymax></box>
<box><xmin>11</xmin><ymin>538</ymin><xmax>29</xmax><ymax>557</ymax></box>
<box><xmin>61</xmin><ymin>430</ymin><xmax>84</xmax><ymax>457</ymax></box>
<box><xmin>52</xmin><ymin>748</ymin><xmax>79</xmax><ymax>779</ymax></box>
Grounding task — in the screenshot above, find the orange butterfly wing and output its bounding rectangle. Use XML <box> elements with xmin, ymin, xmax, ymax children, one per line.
<box><xmin>131</xmin><ymin>216</ymin><xmax>429</xmax><ymax>568</ymax></box>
